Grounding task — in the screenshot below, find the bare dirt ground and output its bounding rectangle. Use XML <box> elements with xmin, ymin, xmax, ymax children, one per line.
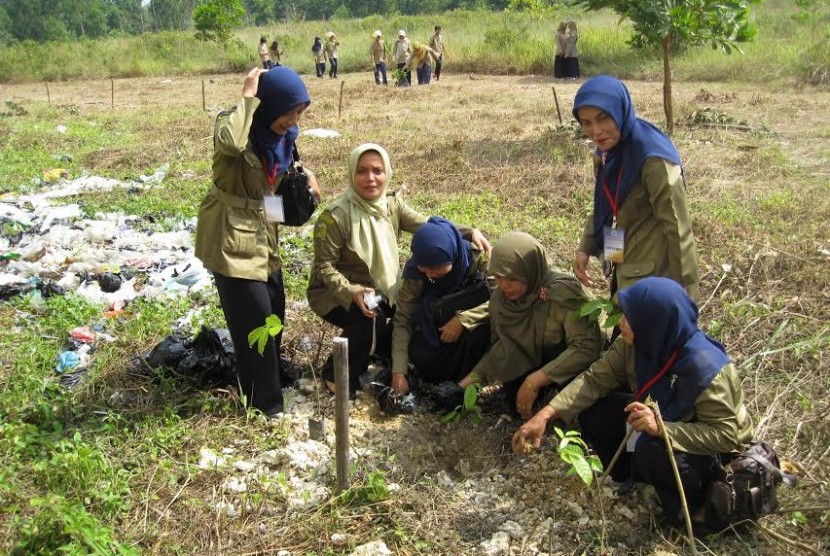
<box><xmin>1</xmin><ymin>72</ymin><xmax>828</xmax><ymax>555</ymax></box>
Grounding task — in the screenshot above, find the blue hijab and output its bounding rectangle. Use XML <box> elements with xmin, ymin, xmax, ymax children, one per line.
<box><xmin>618</xmin><ymin>277</ymin><xmax>730</xmax><ymax>422</ymax></box>
<box><xmin>402</xmin><ymin>217</ymin><xmax>472</xmax><ymax>347</ymax></box>
<box><xmin>248</xmin><ymin>66</ymin><xmax>310</xmax><ymax>182</ymax></box>
<box><xmin>572</xmin><ymin>76</ymin><xmax>682</xmax><ymax>252</ymax></box>
<box><xmin>312</xmin><ymin>37</ymin><xmax>322</xmax><ymax>53</ymax></box>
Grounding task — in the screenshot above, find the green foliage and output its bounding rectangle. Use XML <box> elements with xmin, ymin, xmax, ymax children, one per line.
<box><xmin>193</xmin><ymin>0</ymin><xmax>246</xmax><ymax>44</ymax></box>
<box><xmin>248</xmin><ymin>314</ymin><xmax>284</xmax><ymax>355</ymax></box>
<box><xmin>579</xmin><ymin>297</ymin><xmax>622</xmax><ymax>329</ymax></box>
<box><xmin>507</xmin><ymin>0</ymin><xmax>560</xmax><ymax>23</ymax></box>
<box><xmin>440</xmin><ymin>383</ymin><xmax>482</xmax><ymax>424</ymax></box>
<box><xmin>339</xmin><ymin>469</ymin><xmax>389</xmax><ymax>505</ymax></box>
<box><xmin>553</xmin><ymin>427</ymin><xmax>603</xmax><ymax>487</ymax></box>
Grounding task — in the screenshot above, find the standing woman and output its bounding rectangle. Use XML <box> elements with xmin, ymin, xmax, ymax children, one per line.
<box><xmin>269</xmin><ymin>39</ymin><xmax>283</xmax><ymax>66</ymax></box>
<box><xmin>563</xmin><ymin>21</ymin><xmax>580</xmax><ymax>79</ymax></box>
<box><xmin>553</xmin><ymin>22</ymin><xmax>567</xmax><ymax>79</ymax></box>
<box><xmin>571</xmin><ymin>75</ymin><xmax>699</xmax><ymax>299</ymax></box>
<box><xmin>324</xmin><ymin>31</ymin><xmax>340</xmax><ymax>78</ymax></box>
<box><xmin>195</xmin><ymin>66</ymin><xmax>319</xmax><ymax>417</ymax></box>
<box><xmin>258</xmin><ymin>36</ymin><xmax>273</xmax><ymax>69</ymax></box>
<box><xmin>438</xmin><ymin>232</ymin><xmax>602</xmax><ymax>418</ymax></box>
<box><xmin>312</xmin><ymin>37</ymin><xmax>326</xmax><ymax>78</ymax></box>
<box><xmin>390</xmin><ymin>217</ymin><xmax>492</xmax><ymax>395</ymax></box>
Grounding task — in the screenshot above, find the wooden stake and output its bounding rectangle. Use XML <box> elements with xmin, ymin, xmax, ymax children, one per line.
<box><xmin>46</xmin><ymin>82</ymin><xmax>51</xmax><ymax>105</ymax></box>
<box><xmin>201</xmin><ymin>80</ymin><xmax>206</xmax><ymax>112</ymax></box>
<box><xmin>332</xmin><ymin>336</ymin><xmax>350</xmax><ymax>493</ymax></box>
<box><xmin>338</xmin><ymin>80</ymin><xmax>345</xmax><ymax>118</ymax></box>
<box><xmin>552</xmin><ymin>86</ymin><xmax>562</xmax><ymax>124</ymax></box>
<box><xmin>111</xmin><ymin>78</ymin><xmax>114</xmax><ymax>109</ymax></box>
<box><xmin>651</xmin><ymin>401</ymin><xmax>698</xmax><ymax>555</ymax></box>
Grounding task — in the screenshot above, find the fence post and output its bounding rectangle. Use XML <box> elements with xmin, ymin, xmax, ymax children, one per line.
<box><xmin>111</xmin><ymin>78</ymin><xmax>114</xmax><ymax>109</ymax></box>
<box><xmin>333</xmin><ymin>336</ymin><xmax>350</xmax><ymax>493</ymax></box>
<box><xmin>46</xmin><ymin>82</ymin><xmax>51</xmax><ymax>105</ymax></box>
<box><xmin>202</xmin><ymin>80</ymin><xmax>206</xmax><ymax>112</ymax></box>
<box><xmin>338</xmin><ymin>80</ymin><xmax>345</xmax><ymax>118</ymax></box>
<box><xmin>552</xmin><ymin>86</ymin><xmax>562</xmax><ymax>124</ymax></box>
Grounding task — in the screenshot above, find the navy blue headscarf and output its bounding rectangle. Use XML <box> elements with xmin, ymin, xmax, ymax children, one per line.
<box><xmin>572</xmin><ymin>76</ymin><xmax>682</xmax><ymax>252</ymax></box>
<box><xmin>312</xmin><ymin>37</ymin><xmax>322</xmax><ymax>53</ymax></box>
<box><xmin>402</xmin><ymin>217</ymin><xmax>472</xmax><ymax>346</ymax></box>
<box><xmin>248</xmin><ymin>66</ymin><xmax>310</xmax><ymax>182</ymax></box>
<box><xmin>618</xmin><ymin>277</ymin><xmax>730</xmax><ymax>421</ymax></box>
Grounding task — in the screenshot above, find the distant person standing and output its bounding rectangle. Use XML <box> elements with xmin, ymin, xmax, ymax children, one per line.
<box><xmin>554</xmin><ymin>22</ymin><xmax>567</xmax><ymax>79</ymax></box>
<box><xmin>325</xmin><ymin>31</ymin><xmax>340</xmax><ymax>78</ymax></box>
<box><xmin>563</xmin><ymin>21</ymin><xmax>580</xmax><ymax>79</ymax></box>
<box><xmin>407</xmin><ymin>42</ymin><xmax>439</xmax><ymax>85</ymax></box>
<box><xmin>369</xmin><ymin>30</ymin><xmax>388</xmax><ymax>86</ymax></box>
<box><xmin>428</xmin><ymin>25</ymin><xmax>447</xmax><ymax>81</ymax></box>
<box><xmin>269</xmin><ymin>40</ymin><xmax>283</xmax><ymax>66</ymax></box>
<box><xmin>312</xmin><ymin>36</ymin><xmax>326</xmax><ymax>78</ymax></box>
<box><xmin>393</xmin><ymin>30</ymin><xmax>412</xmax><ymax>85</ymax></box>
<box><xmin>258</xmin><ymin>36</ymin><xmax>273</xmax><ymax>69</ymax></box>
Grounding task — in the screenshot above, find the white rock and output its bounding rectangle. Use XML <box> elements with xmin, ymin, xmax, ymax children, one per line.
<box><xmin>215</xmin><ymin>501</ymin><xmax>238</xmax><ymax>518</ymax></box>
<box><xmin>277</xmin><ymin>551</ymin><xmax>291</xmax><ymax>556</ymax></box>
<box><xmin>222</xmin><ymin>476</ymin><xmax>248</xmax><ymax>493</ymax></box>
<box><xmin>479</xmin><ymin>531</ymin><xmax>510</xmax><ymax>556</ymax></box>
<box><xmin>331</xmin><ymin>533</ymin><xmax>348</xmax><ymax>545</ymax></box>
<box><xmin>234</xmin><ymin>460</ymin><xmax>256</xmax><ymax>473</ymax></box>
<box><xmin>198</xmin><ymin>447</ymin><xmax>225</xmax><ymax>470</ymax></box>
<box><xmin>498</xmin><ymin>520</ymin><xmax>524</xmax><ymax>539</ymax></box>
<box><xmin>349</xmin><ymin>540</ymin><xmax>392</xmax><ymax>555</ymax></box>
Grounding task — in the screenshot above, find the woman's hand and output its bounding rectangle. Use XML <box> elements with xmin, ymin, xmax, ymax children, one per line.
<box><xmin>305</xmin><ymin>169</ymin><xmax>322</xmax><ymax>202</ymax></box>
<box><xmin>353</xmin><ymin>288</ymin><xmax>378</xmax><ymax>318</ymax></box>
<box><xmin>516</xmin><ymin>376</ymin><xmax>541</xmax><ymax>420</ymax></box>
<box><xmin>391</xmin><ymin>373</ymin><xmax>409</xmax><ymax>395</ymax></box>
<box><xmin>625</xmin><ymin>401</ymin><xmax>661</xmax><ymax>437</ymax></box>
<box><xmin>438</xmin><ymin>316</ymin><xmax>464</xmax><ymax>343</ymax></box>
<box><xmin>469</xmin><ymin>229</ymin><xmax>492</xmax><ymax>256</ymax></box>
<box><xmin>512</xmin><ymin>405</ymin><xmax>557</xmax><ymax>454</ymax></box>
<box><xmin>242</xmin><ymin>67</ymin><xmax>268</xmax><ymax>98</ymax></box>
<box><xmin>572</xmin><ymin>250</ymin><xmax>595</xmax><ymax>288</ymax></box>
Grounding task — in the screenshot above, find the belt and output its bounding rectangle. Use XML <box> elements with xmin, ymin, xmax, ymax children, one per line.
<box><xmin>210</xmin><ymin>185</ymin><xmax>264</xmax><ymax>210</ymax></box>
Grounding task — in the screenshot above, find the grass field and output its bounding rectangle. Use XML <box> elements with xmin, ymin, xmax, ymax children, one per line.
<box><xmin>0</xmin><ymin>1</ymin><xmax>828</xmax><ymax>555</ymax></box>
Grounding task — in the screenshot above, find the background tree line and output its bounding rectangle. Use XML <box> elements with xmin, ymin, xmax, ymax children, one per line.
<box><xmin>0</xmin><ymin>0</ymin><xmax>510</xmax><ymax>44</ymax></box>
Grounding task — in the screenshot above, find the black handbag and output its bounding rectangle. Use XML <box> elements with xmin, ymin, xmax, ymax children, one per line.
<box><xmin>431</xmin><ymin>271</ymin><xmax>491</xmax><ymax>328</ymax></box>
<box><xmin>275</xmin><ymin>144</ymin><xmax>319</xmax><ymax>226</ymax></box>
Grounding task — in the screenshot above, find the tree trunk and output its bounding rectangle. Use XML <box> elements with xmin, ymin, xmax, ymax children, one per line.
<box><xmin>662</xmin><ymin>34</ymin><xmax>674</xmax><ymax>135</ymax></box>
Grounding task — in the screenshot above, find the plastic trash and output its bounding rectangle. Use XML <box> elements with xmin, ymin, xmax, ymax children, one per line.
<box><xmin>70</xmin><ymin>326</ymin><xmax>95</xmax><ymax>343</ymax></box>
<box><xmin>97</xmin><ymin>272</ymin><xmax>122</xmax><ymax>293</ymax></box>
<box><xmin>56</xmin><ymin>351</ymin><xmax>80</xmax><ymax>373</ymax></box>
<box><xmin>139</xmin><ymin>326</ymin><xmax>235</xmax><ymax>388</ymax></box>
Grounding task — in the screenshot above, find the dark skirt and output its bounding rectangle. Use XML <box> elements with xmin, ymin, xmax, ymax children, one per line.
<box><xmin>563</xmin><ymin>57</ymin><xmax>580</xmax><ymax>78</ymax></box>
<box><xmin>408</xmin><ymin>323</ymin><xmax>491</xmax><ymax>384</ymax></box>
<box><xmin>554</xmin><ymin>55</ymin><xmax>566</xmax><ymax>78</ymax></box>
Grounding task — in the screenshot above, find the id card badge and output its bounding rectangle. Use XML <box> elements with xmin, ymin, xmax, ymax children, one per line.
<box><xmin>603</xmin><ymin>226</ymin><xmax>625</xmax><ymax>264</ymax></box>
<box><xmin>625</xmin><ymin>423</ymin><xmax>642</xmax><ymax>452</ymax></box>
<box><xmin>264</xmin><ymin>194</ymin><xmax>285</xmax><ymax>223</ymax></box>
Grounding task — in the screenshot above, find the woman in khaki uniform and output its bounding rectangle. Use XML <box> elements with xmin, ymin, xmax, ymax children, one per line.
<box><xmin>571</xmin><ymin>76</ymin><xmax>698</xmax><ymax>299</ymax></box>
<box><xmin>195</xmin><ymin>66</ymin><xmax>319</xmax><ymax>417</ymax></box>
<box><xmin>307</xmin><ymin>144</ymin><xmax>489</xmax><ymax>397</ymax></box>
<box><xmin>435</xmin><ymin>232</ymin><xmax>602</xmax><ymax>417</ymax></box>
<box><xmin>514</xmin><ymin>277</ymin><xmax>753</xmax><ymax>531</ymax></box>
<box><xmin>391</xmin><ymin>217</ymin><xmax>491</xmax><ymax>395</ymax></box>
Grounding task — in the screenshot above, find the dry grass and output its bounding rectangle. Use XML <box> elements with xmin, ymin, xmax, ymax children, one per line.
<box><xmin>1</xmin><ymin>72</ymin><xmax>828</xmax><ymax>554</ymax></box>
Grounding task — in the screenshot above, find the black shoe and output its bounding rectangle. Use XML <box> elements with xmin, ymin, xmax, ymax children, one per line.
<box><xmin>375</xmin><ymin>385</ymin><xmax>418</xmax><ymax>415</ymax></box>
<box><xmin>434</xmin><ymin>381</ymin><xmax>464</xmax><ymax>409</ymax></box>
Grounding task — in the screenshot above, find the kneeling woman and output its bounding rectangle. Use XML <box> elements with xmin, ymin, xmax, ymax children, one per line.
<box><xmin>443</xmin><ymin>232</ymin><xmax>602</xmax><ymax>417</ymax></box>
<box><xmin>513</xmin><ymin>277</ymin><xmax>753</xmax><ymax>529</ymax></box>
<box><xmin>390</xmin><ymin>217</ymin><xmax>492</xmax><ymax>395</ymax></box>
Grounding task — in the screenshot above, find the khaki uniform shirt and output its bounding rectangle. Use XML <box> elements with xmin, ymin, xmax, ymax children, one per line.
<box><xmin>258</xmin><ymin>43</ymin><xmax>270</xmax><ymax>62</ymax></box>
<box><xmin>325</xmin><ymin>38</ymin><xmax>339</xmax><ymax>59</ymax></box>
<box><xmin>393</xmin><ymin>38</ymin><xmax>411</xmax><ymax>64</ymax></box>
<box><xmin>428</xmin><ymin>34</ymin><xmax>444</xmax><ymax>58</ymax></box>
<box><xmin>370</xmin><ymin>40</ymin><xmax>387</xmax><ymax>64</ymax></box>
<box><xmin>550</xmin><ymin>340</ymin><xmax>754</xmax><ymax>455</ymax></box>
<box><xmin>314</xmin><ymin>47</ymin><xmax>326</xmax><ymax>64</ymax></box>
<box><xmin>579</xmin><ymin>157</ymin><xmax>699</xmax><ymax>298</ymax></box>
<box><xmin>473</xmin><ymin>295</ymin><xmax>602</xmax><ymax>385</ymax></box>
<box><xmin>392</xmin><ymin>249</ymin><xmax>490</xmax><ymax>374</ymax></box>
<box><xmin>195</xmin><ymin>97</ymin><xmax>283</xmax><ymax>281</ymax></box>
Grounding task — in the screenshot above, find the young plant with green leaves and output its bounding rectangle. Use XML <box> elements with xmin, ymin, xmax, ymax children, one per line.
<box><xmin>440</xmin><ymin>383</ymin><xmax>482</xmax><ymax>425</ymax></box>
<box><xmin>578</xmin><ymin>297</ymin><xmax>622</xmax><ymax>329</ymax></box>
<box><xmin>554</xmin><ymin>427</ymin><xmax>604</xmax><ymax>487</ymax></box>
<box><xmin>247</xmin><ymin>314</ymin><xmax>284</xmax><ymax>355</ymax></box>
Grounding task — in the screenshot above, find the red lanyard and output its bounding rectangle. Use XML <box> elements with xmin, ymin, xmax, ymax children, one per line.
<box><xmin>634</xmin><ymin>349</ymin><xmax>679</xmax><ymax>402</ymax></box>
<box><xmin>260</xmin><ymin>137</ymin><xmax>286</xmax><ymax>190</ymax></box>
<box><xmin>601</xmin><ymin>153</ymin><xmax>625</xmax><ymax>220</ymax></box>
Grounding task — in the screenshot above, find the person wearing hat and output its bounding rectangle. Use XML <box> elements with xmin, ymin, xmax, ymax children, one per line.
<box><xmin>195</xmin><ymin>66</ymin><xmax>320</xmax><ymax>418</ymax></box>
<box><xmin>393</xmin><ymin>30</ymin><xmax>412</xmax><ymax>85</ymax></box>
<box><xmin>324</xmin><ymin>31</ymin><xmax>340</xmax><ymax>78</ymax></box>
<box><xmin>369</xmin><ymin>30</ymin><xmax>388</xmax><ymax>86</ymax></box>
<box><xmin>258</xmin><ymin>36</ymin><xmax>272</xmax><ymax>69</ymax></box>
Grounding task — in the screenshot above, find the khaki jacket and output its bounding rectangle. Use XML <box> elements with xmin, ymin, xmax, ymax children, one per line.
<box><xmin>428</xmin><ymin>34</ymin><xmax>444</xmax><ymax>57</ymax></box>
<box><xmin>550</xmin><ymin>339</ymin><xmax>754</xmax><ymax>455</ymax></box>
<box><xmin>195</xmin><ymin>97</ymin><xmax>284</xmax><ymax>281</ymax></box>
<box><xmin>579</xmin><ymin>157</ymin><xmax>699</xmax><ymax>298</ymax></box>
<box><xmin>393</xmin><ymin>38</ymin><xmax>411</xmax><ymax>64</ymax></box>
<box><xmin>369</xmin><ymin>40</ymin><xmax>387</xmax><ymax>64</ymax></box>
<box><xmin>307</xmin><ymin>193</ymin><xmax>427</xmax><ymax>317</ymax></box>
<box><xmin>392</xmin><ymin>249</ymin><xmax>490</xmax><ymax>374</ymax></box>
<box><xmin>473</xmin><ymin>293</ymin><xmax>602</xmax><ymax>385</ymax></box>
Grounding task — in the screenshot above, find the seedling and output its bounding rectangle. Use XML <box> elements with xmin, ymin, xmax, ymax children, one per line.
<box><xmin>578</xmin><ymin>297</ymin><xmax>621</xmax><ymax>329</ymax></box>
<box><xmin>440</xmin><ymin>383</ymin><xmax>482</xmax><ymax>425</ymax></box>
<box><xmin>247</xmin><ymin>314</ymin><xmax>284</xmax><ymax>355</ymax></box>
<box><xmin>553</xmin><ymin>426</ymin><xmax>603</xmax><ymax>487</ymax></box>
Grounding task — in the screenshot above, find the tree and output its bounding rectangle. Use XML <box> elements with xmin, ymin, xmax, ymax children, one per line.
<box><xmin>508</xmin><ymin>0</ymin><xmax>560</xmax><ymax>24</ymax></box>
<box><xmin>193</xmin><ymin>0</ymin><xmax>244</xmax><ymax>43</ymax></box>
<box><xmin>572</xmin><ymin>0</ymin><xmax>758</xmax><ymax>134</ymax></box>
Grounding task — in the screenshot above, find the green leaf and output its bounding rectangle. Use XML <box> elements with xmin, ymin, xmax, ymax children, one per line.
<box><xmin>463</xmin><ymin>384</ymin><xmax>479</xmax><ymax>410</ymax></box>
<box><xmin>440</xmin><ymin>410</ymin><xmax>459</xmax><ymax>424</ymax></box>
<box><xmin>572</xmin><ymin>456</ymin><xmax>594</xmax><ymax>487</ymax></box>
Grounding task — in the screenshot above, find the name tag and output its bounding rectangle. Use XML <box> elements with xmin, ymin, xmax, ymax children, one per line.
<box><xmin>603</xmin><ymin>226</ymin><xmax>625</xmax><ymax>263</ymax></box>
<box><xmin>264</xmin><ymin>195</ymin><xmax>285</xmax><ymax>223</ymax></box>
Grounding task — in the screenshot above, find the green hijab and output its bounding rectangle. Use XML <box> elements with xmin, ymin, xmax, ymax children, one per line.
<box><xmin>329</xmin><ymin>143</ymin><xmax>401</xmax><ymax>302</ymax></box>
<box><xmin>483</xmin><ymin>231</ymin><xmax>587</xmax><ymax>380</ymax></box>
